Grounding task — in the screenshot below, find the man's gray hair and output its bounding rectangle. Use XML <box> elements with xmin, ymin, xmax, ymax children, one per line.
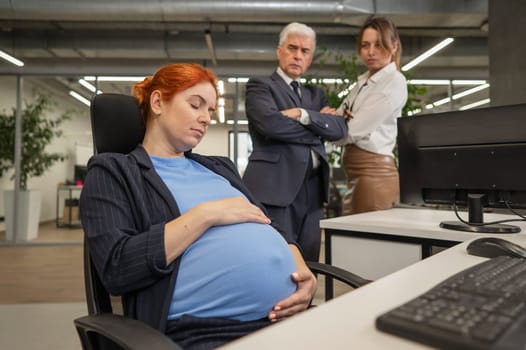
<box><xmin>279</xmin><ymin>22</ymin><xmax>316</xmax><ymax>48</ymax></box>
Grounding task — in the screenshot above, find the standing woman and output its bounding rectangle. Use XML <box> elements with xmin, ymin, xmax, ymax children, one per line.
<box><xmin>337</xmin><ymin>16</ymin><xmax>407</xmax><ymax>215</ymax></box>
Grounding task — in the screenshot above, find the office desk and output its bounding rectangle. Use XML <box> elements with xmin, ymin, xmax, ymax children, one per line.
<box><xmin>56</xmin><ymin>185</ymin><xmax>82</xmax><ymax>228</ymax></box>
<box><xmin>221</xmin><ymin>235</ymin><xmax>526</xmax><ymax>350</ymax></box>
<box><xmin>320</xmin><ymin>207</ymin><xmax>523</xmax><ymax>283</ymax></box>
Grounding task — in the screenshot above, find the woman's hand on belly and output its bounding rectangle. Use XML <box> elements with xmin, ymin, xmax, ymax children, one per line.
<box><xmin>165</xmin><ymin>196</ymin><xmax>271</xmax><ymax>264</ymax></box>
<box><xmin>268</xmin><ymin>270</ymin><xmax>317</xmax><ymax>322</ymax></box>
<box><xmin>268</xmin><ymin>245</ymin><xmax>317</xmax><ymax>322</ymax></box>
<box><xmin>199</xmin><ymin>196</ymin><xmax>271</xmax><ymax>226</ymax></box>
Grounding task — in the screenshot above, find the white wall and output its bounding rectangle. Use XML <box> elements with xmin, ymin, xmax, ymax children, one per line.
<box><xmin>194</xmin><ymin>124</ymin><xmax>231</xmax><ymax>157</ymax></box>
<box><xmin>0</xmin><ymin>76</ymin><xmax>237</xmax><ymax>230</ymax></box>
<box><xmin>0</xmin><ymin>76</ymin><xmax>91</xmax><ymax>229</ymax></box>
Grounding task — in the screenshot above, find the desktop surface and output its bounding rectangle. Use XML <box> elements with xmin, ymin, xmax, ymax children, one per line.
<box><xmin>320</xmin><ymin>207</ymin><xmax>525</xmax><ymax>242</ymax></box>
<box><xmin>320</xmin><ymin>207</ymin><xmax>526</xmax><ymax>280</ymax></box>
<box><xmin>220</xmin><ymin>235</ymin><xmax>526</xmax><ymax>350</ymax></box>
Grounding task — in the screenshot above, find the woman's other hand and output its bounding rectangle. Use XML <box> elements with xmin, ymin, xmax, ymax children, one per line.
<box><xmin>268</xmin><ymin>245</ymin><xmax>317</xmax><ymax>322</ymax></box>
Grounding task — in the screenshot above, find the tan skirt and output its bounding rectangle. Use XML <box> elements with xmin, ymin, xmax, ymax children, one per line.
<box><xmin>341</xmin><ymin>144</ymin><xmax>399</xmax><ymax>215</ymax></box>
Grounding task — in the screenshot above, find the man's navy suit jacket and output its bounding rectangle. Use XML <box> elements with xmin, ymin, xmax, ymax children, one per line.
<box><xmin>243</xmin><ymin>71</ymin><xmax>348</xmax><ymax>207</ymax></box>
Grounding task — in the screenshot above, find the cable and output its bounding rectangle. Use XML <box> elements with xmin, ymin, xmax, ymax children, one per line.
<box><xmin>504</xmin><ymin>201</ymin><xmax>526</xmax><ymax>220</ymax></box>
<box><xmin>452</xmin><ymin>200</ymin><xmax>526</xmax><ymax>226</ymax></box>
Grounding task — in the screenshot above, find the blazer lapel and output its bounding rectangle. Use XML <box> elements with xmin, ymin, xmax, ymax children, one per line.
<box><xmin>130</xmin><ymin>146</ymin><xmax>181</xmax><ymax>216</ymax></box>
<box><xmin>271</xmin><ymin>71</ymin><xmax>301</xmax><ymax>107</ymax></box>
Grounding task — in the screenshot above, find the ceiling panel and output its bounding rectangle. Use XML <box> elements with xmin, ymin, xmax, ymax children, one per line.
<box><xmin>0</xmin><ymin>0</ymin><xmax>491</xmax><ymax>117</ymax></box>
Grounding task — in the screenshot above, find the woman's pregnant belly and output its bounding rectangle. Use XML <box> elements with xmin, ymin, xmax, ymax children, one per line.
<box><xmin>168</xmin><ymin>222</ymin><xmax>297</xmax><ymax>321</ymax></box>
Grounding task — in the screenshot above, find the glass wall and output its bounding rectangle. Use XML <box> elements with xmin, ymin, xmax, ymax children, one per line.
<box><xmin>0</xmin><ymin>71</ymin><xmax>493</xmax><ymax>244</ymax></box>
<box><xmin>0</xmin><ymin>74</ymin><xmax>249</xmax><ymax>244</ymax></box>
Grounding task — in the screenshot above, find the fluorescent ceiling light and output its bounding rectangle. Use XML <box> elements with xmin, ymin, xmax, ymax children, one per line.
<box><xmin>217</xmin><ymin>97</ymin><xmax>225</xmax><ymax>123</ymax></box>
<box><xmin>78</xmin><ymin>79</ymin><xmax>103</xmax><ymax>94</ymax></box>
<box><xmin>452</xmin><ymin>83</ymin><xmax>490</xmax><ymax>100</ymax></box>
<box><xmin>227</xmin><ymin>77</ymin><xmax>348</xmax><ymax>85</ymax></box>
<box><xmin>217</xmin><ymin>107</ymin><xmax>225</xmax><ymax>123</ymax></box>
<box><xmin>217</xmin><ymin>80</ymin><xmax>225</xmax><ymax>95</ymax></box>
<box><xmin>459</xmin><ymin>98</ymin><xmax>490</xmax><ymax>110</ymax></box>
<box><xmin>300</xmin><ymin>78</ymin><xmax>346</xmax><ymax>84</ymax></box>
<box><xmin>0</xmin><ymin>50</ymin><xmax>24</xmax><ymax>67</ymax></box>
<box><xmin>226</xmin><ymin>120</ymin><xmax>249</xmax><ymax>125</ymax></box>
<box><xmin>402</xmin><ymin>37</ymin><xmax>454</xmax><ymax>72</ymax></box>
<box><xmin>227</xmin><ymin>77</ymin><xmax>249</xmax><ymax>83</ymax></box>
<box><xmin>429</xmin><ymin>97</ymin><xmax>451</xmax><ymax>108</ymax></box>
<box><xmin>338</xmin><ymin>82</ymin><xmax>356</xmax><ymax>98</ymax></box>
<box><xmin>408</xmin><ymin>79</ymin><xmax>487</xmax><ymax>86</ymax></box>
<box><xmin>323</xmin><ymin>78</ymin><xmax>345</xmax><ymax>84</ymax></box>
<box><xmin>425</xmin><ymin>103</ymin><xmax>434</xmax><ymax>110</ymax></box>
<box><xmin>426</xmin><ymin>83</ymin><xmax>490</xmax><ymax>110</ymax></box>
<box><xmin>69</xmin><ymin>90</ymin><xmax>91</xmax><ymax>106</ymax></box>
<box><xmin>84</xmin><ymin>76</ymin><xmax>145</xmax><ymax>82</ymax></box>
<box><xmin>406</xmin><ymin>108</ymin><xmax>422</xmax><ymax>116</ymax></box>
<box><xmin>452</xmin><ymin>80</ymin><xmax>487</xmax><ymax>85</ymax></box>
<box><xmin>408</xmin><ymin>79</ymin><xmax>451</xmax><ymax>85</ymax></box>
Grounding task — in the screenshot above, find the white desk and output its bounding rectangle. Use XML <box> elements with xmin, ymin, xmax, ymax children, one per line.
<box><xmin>320</xmin><ymin>207</ymin><xmax>524</xmax><ymax>283</ymax></box>
<box><xmin>221</xmin><ymin>235</ymin><xmax>526</xmax><ymax>350</ymax></box>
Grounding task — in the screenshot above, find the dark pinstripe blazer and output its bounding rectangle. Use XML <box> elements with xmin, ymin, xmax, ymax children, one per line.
<box><xmin>80</xmin><ymin>145</ymin><xmax>282</xmax><ymax>332</ymax></box>
<box><xmin>243</xmin><ymin>71</ymin><xmax>348</xmax><ymax>207</ymax></box>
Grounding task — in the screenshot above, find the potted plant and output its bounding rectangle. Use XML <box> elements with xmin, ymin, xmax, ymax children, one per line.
<box><xmin>0</xmin><ymin>93</ymin><xmax>71</xmax><ymax>240</ymax></box>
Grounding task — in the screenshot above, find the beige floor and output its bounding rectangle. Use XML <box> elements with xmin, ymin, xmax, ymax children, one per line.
<box><xmin>0</xmin><ymin>221</ymin><xmax>84</xmax><ymax>349</ymax></box>
<box><xmin>0</xmin><ymin>303</ymin><xmax>85</xmax><ymax>350</ymax></box>
<box><xmin>0</xmin><ymin>223</ymin><xmax>352</xmax><ymax>349</ymax></box>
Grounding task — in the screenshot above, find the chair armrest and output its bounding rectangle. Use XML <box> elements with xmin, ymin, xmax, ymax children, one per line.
<box><xmin>74</xmin><ymin>313</ymin><xmax>182</xmax><ymax>350</ymax></box>
<box><xmin>306</xmin><ymin>261</ymin><xmax>371</xmax><ymax>289</ymax></box>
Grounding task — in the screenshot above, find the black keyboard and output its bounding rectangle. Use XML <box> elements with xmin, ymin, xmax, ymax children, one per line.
<box><xmin>376</xmin><ymin>256</ymin><xmax>526</xmax><ymax>350</ymax></box>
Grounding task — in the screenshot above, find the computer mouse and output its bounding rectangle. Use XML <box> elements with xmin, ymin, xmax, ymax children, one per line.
<box><xmin>466</xmin><ymin>237</ymin><xmax>526</xmax><ymax>259</ymax></box>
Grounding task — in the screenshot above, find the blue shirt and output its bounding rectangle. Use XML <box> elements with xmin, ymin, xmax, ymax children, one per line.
<box><xmin>151</xmin><ymin>156</ymin><xmax>297</xmax><ymax>321</ymax></box>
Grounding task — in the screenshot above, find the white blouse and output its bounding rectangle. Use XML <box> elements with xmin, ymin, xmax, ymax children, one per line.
<box><xmin>336</xmin><ymin>62</ymin><xmax>407</xmax><ymax>157</ymax></box>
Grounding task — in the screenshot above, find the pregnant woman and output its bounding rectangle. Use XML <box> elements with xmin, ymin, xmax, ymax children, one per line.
<box><xmin>80</xmin><ymin>63</ymin><xmax>317</xmax><ymax>350</ymax></box>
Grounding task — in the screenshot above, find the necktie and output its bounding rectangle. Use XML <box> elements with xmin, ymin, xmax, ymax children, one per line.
<box><xmin>290</xmin><ymin>81</ymin><xmax>301</xmax><ymax>100</ymax></box>
<box><xmin>291</xmin><ymin>80</ymin><xmax>317</xmax><ymax>167</ymax></box>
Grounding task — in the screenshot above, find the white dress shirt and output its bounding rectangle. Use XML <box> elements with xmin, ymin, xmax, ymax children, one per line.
<box><xmin>336</xmin><ymin>62</ymin><xmax>407</xmax><ymax>157</ymax></box>
<box><xmin>276</xmin><ymin>67</ymin><xmax>320</xmax><ymax>168</ymax></box>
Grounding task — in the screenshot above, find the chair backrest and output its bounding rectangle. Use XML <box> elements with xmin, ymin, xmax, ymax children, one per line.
<box><xmin>84</xmin><ymin>93</ymin><xmax>145</xmax><ymax>315</ymax></box>
<box><xmin>90</xmin><ymin>93</ymin><xmax>145</xmax><ymax>154</ymax></box>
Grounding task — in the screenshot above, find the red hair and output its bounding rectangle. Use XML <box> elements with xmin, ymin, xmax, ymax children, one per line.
<box><xmin>133</xmin><ymin>63</ymin><xmax>218</xmax><ymax>122</ymax></box>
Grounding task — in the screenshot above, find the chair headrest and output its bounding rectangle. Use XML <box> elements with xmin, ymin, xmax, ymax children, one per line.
<box><xmin>90</xmin><ymin>93</ymin><xmax>145</xmax><ymax>154</ymax></box>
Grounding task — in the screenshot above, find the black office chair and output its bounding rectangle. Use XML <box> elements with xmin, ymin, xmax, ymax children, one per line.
<box><xmin>73</xmin><ymin>93</ymin><xmax>370</xmax><ymax>350</ymax></box>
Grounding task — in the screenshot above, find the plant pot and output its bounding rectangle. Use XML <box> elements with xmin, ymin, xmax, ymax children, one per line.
<box><xmin>3</xmin><ymin>189</ymin><xmax>41</xmax><ymax>241</ymax></box>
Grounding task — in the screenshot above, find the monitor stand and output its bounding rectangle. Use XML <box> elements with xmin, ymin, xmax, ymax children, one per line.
<box><xmin>440</xmin><ymin>194</ymin><xmax>521</xmax><ymax>234</ymax></box>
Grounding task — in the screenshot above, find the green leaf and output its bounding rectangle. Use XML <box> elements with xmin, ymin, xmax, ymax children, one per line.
<box><xmin>0</xmin><ymin>93</ymin><xmax>74</xmax><ymax>190</ymax></box>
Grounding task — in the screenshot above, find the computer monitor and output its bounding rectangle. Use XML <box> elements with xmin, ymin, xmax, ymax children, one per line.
<box><xmin>397</xmin><ymin>102</ymin><xmax>526</xmax><ymax>233</ymax></box>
